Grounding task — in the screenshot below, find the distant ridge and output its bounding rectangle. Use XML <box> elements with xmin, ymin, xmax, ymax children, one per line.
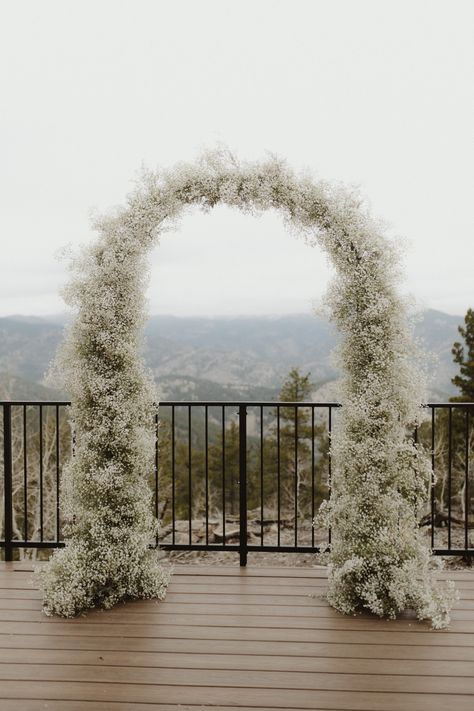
<box><xmin>0</xmin><ymin>310</ymin><xmax>463</xmax><ymax>401</ymax></box>
<box><xmin>0</xmin><ymin>372</ymin><xmax>65</xmax><ymax>401</ymax></box>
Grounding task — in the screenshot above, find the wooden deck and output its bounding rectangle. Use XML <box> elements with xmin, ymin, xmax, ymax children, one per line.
<box><xmin>0</xmin><ymin>563</ymin><xmax>473</xmax><ymax>710</ymax></box>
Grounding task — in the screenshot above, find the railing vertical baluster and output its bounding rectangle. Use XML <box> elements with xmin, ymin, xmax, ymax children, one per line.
<box><xmin>431</xmin><ymin>406</ymin><xmax>435</xmax><ymax>550</ymax></box>
<box><xmin>39</xmin><ymin>405</ymin><xmax>44</xmax><ymax>542</ymax></box>
<box><xmin>222</xmin><ymin>405</ymin><xmax>226</xmax><ymax>544</ymax></box>
<box><xmin>448</xmin><ymin>406</ymin><xmax>452</xmax><ymax>549</ymax></box>
<box><xmin>328</xmin><ymin>405</ymin><xmax>332</xmax><ymax>547</ymax></box>
<box><xmin>205</xmin><ymin>405</ymin><xmax>209</xmax><ymax>546</ymax></box>
<box><xmin>260</xmin><ymin>405</ymin><xmax>263</xmax><ymax>546</ymax></box>
<box><xmin>294</xmin><ymin>406</ymin><xmax>298</xmax><ymax>548</ymax></box>
<box><xmin>56</xmin><ymin>405</ymin><xmax>60</xmax><ymax>544</ymax></box>
<box><xmin>311</xmin><ymin>405</ymin><xmax>315</xmax><ymax>548</ymax></box>
<box><xmin>239</xmin><ymin>404</ymin><xmax>247</xmax><ymax>567</ymax></box>
<box><xmin>3</xmin><ymin>404</ymin><xmax>13</xmax><ymax>561</ymax></box>
<box><xmin>465</xmin><ymin>407</ymin><xmax>470</xmax><ymax>552</ymax></box>
<box><xmin>171</xmin><ymin>406</ymin><xmax>175</xmax><ymax>546</ymax></box>
<box><xmin>23</xmin><ymin>405</ymin><xmax>28</xmax><ymax>542</ymax></box>
<box><xmin>155</xmin><ymin>410</ymin><xmax>159</xmax><ymax>546</ymax></box>
<box><xmin>1</xmin><ymin>399</ymin><xmax>472</xmax><ymax>561</ymax></box>
<box><xmin>277</xmin><ymin>405</ymin><xmax>281</xmax><ymax>548</ymax></box>
<box><xmin>188</xmin><ymin>406</ymin><xmax>192</xmax><ymax>546</ymax></box>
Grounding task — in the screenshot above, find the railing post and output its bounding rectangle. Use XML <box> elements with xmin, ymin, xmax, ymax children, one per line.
<box><xmin>239</xmin><ymin>405</ymin><xmax>248</xmax><ymax>567</ymax></box>
<box><xmin>3</xmin><ymin>404</ymin><xmax>13</xmax><ymax>561</ymax></box>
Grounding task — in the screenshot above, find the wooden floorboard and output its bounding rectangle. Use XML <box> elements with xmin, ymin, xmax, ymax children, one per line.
<box><xmin>0</xmin><ymin>562</ymin><xmax>473</xmax><ymax>710</ymax></box>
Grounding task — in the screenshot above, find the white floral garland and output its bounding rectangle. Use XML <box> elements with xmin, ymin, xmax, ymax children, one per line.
<box><xmin>40</xmin><ymin>150</ymin><xmax>455</xmax><ymax>625</ymax></box>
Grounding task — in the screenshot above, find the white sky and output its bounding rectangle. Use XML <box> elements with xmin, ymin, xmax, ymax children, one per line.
<box><xmin>0</xmin><ymin>0</ymin><xmax>472</xmax><ymax>317</ymax></box>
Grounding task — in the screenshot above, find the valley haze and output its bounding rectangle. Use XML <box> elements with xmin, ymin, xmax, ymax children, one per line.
<box><xmin>0</xmin><ymin>310</ymin><xmax>463</xmax><ymax>403</ymax></box>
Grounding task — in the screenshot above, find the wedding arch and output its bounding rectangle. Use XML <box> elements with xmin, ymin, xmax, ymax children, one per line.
<box><xmin>40</xmin><ymin>150</ymin><xmax>454</xmax><ymax>626</ymax></box>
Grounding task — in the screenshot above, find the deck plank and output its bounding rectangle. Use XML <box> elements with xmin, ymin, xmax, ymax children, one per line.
<box><xmin>2</xmin><ymin>663</ymin><xmax>474</xmax><ymax>694</ymax></box>
<box><xmin>3</xmin><ymin>607</ymin><xmax>474</xmax><ymax>632</ymax></box>
<box><xmin>0</xmin><ymin>562</ymin><xmax>473</xmax><ymax>709</ymax></box>
<box><xmin>1</xmin><ymin>620</ymin><xmax>473</xmax><ymax>645</ymax></box>
<box><xmin>2</xmin><ymin>598</ymin><xmax>474</xmax><ymax>617</ymax></box>
<box><xmin>2</xmin><ymin>633</ymin><xmax>474</xmax><ymax>660</ymax></box>
<box><xmin>0</xmin><ymin>703</ymin><xmax>340</xmax><ymax>711</ymax></box>
<box><xmin>0</xmin><ymin>681</ymin><xmax>474</xmax><ymax>710</ymax></box>
<box><xmin>0</xmin><ymin>648</ymin><xmax>473</xmax><ymax>676</ymax></box>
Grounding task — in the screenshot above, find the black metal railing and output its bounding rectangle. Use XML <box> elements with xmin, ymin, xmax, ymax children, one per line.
<box><xmin>155</xmin><ymin>402</ymin><xmax>338</xmax><ymax>565</ymax></box>
<box><xmin>1</xmin><ymin>400</ymin><xmax>473</xmax><ymax>563</ymax></box>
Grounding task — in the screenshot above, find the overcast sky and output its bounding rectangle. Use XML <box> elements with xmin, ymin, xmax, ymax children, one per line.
<box><xmin>1</xmin><ymin>0</ymin><xmax>472</xmax><ymax>318</ymax></box>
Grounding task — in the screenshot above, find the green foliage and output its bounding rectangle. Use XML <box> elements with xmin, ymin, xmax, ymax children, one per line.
<box><xmin>451</xmin><ymin>308</ymin><xmax>474</xmax><ymax>402</ymax></box>
<box><xmin>413</xmin><ymin>309</ymin><xmax>474</xmax><ymax>521</ymax></box>
<box><xmin>262</xmin><ymin>368</ymin><xmax>329</xmax><ymax>519</ymax></box>
<box><xmin>279</xmin><ymin>367</ymin><xmax>312</xmax><ymax>403</ymax></box>
<box><xmin>155</xmin><ymin>369</ymin><xmax>330</xmax><ymax>530</ymax></box>
<box><xmin>434</xmin><ymin>308</ymin><xmax>474</xmax><ymax>516</ymax></box>
<box><xmin>155</xmin><ymin>369</ymin><xmax>330</xmax><ymax>548</ymax></box>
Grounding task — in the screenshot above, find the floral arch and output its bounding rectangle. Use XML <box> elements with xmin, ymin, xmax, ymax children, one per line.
<box><xmin>40</xmin><ymin>150</ymin><xmax>454</xmax><ymax>626</ymax></box>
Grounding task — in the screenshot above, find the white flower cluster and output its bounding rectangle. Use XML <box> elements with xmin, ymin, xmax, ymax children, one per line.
<box><xmin>41</xmin><ymin>149</ymin><xmax>455</xmax><ymax>625</ymax></box>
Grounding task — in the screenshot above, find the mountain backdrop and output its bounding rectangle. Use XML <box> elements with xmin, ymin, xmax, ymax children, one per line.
<box><xmin>0</xmin><ymin>310</ymin><xmax>464</xmax><ymax>402</ymax></box>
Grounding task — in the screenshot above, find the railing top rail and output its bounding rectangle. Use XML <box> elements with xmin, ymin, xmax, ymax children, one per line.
<box><xmin>0</xmin><ymin>400</ymin><xmax>340</xmax><ymax>407</ymax></box>
<box><xmin>158</xmin><ymin>400</ymin><xmax>342</xmax><ymax>407</ymax></box>
<box><xmin>423</xmin><ymin>402</ymin><xmax>474</xmax><ymax>408</ymax></box>
<box><xmin>1</xmin><ymin>400</ymin><xmax>473</xmax><ymax>407</ymax></box>
<box><xmin>0</xmin><ymin>401</ymin><xmax>71</xmax><ymax>406</ymax></box>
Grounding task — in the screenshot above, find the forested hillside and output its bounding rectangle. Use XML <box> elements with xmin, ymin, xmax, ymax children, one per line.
<box><xmin>0</xmin><ymin>309</ymin><xmax>463</xmax><ymax>400</ymax></box>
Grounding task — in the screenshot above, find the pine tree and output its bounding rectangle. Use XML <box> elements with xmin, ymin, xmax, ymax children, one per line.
<box><xmin>208</xmin><ymin>419</ymin><xmax>240</xmax><ymax>517</ymax></box>
<box><xmin>261</xmin><ymin>368</ymin><xmax>329</xmax><ymax>527</ymax></box>
<box><xmin>279</xmin><ymin>367</ymin><xmax>313</xmax><ymax>404</ymax></box>
<box><xmin>451</xmin><ymin>308</ymin><xmax>474</xmax><ymax>402</ymax></box>
<box><xmin>429</xmin><ymin>308</ymin><xmax>474</xmax><ymax>519</ymax></box>
<box><xmin>278</xmin><ymin>368</ymin><xmax>314</xmax><ymax>521</ymax></box>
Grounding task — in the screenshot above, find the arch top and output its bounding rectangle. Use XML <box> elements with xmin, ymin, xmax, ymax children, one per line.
<box><xmin>99</xmin><ymin>150</ymin><xmax>390</xmax><ymax>279</ymax></box>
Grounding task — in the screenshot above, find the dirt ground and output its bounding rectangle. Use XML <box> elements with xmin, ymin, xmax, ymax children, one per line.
<box><xmin>164</xmin><ymin>548</ymin><xmax>472</xmax><ymax>570</ymax></box>
<box><xmin>162</xmin><ymin>523</ymin><xmax>474</xmax><ymax>570</ymax></box>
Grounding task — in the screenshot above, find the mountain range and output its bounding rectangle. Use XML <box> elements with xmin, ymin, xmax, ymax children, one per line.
<box><xmin>0</xmin><ymin>309</ymin><xmax>465</xmax><ymax>402</ymax></box>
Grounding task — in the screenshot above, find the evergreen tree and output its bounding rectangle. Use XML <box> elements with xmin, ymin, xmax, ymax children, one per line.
<box><xmin>451</xmin><ymin>308</ymin><xmax>474</xmax><ymax>402</ymax></box>
<box><xmin>427</xmin><ymin>308</ymin><xmax>474</xmax><ymax>518</ymax></box>
<box><xmin>278</xmin><ymin>368</ymin><xmax>314</xmax><ymax>519</ymax></box>
<box><xmin>279</xmin><ymin>367</ymin><xmax>313</xmax><ymax>403</ymax></box>
<box><xmin>208</xmin><ymin>419</ymin><xmax>240</xmax><ymax>517</ymax></box>
<box><xmin>447</xmin><ymin>308</ymin><xmax>474</xmax><ymax>518</ymax></box>
<box><xmin>262</xmin><ymin>368</ymin><xmax>329</xmax><ymax>525</ymax></box>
